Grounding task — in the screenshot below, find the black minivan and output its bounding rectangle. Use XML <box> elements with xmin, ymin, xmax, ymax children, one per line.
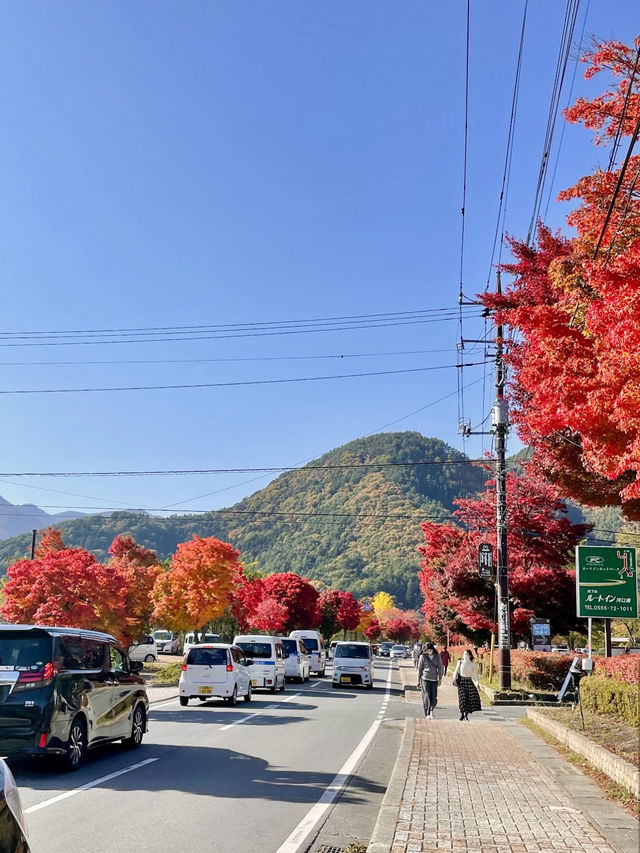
<box><xmin>0</xmin><ymin>624</ymin><xmax>149</xmax><ymax>770</ymax></box>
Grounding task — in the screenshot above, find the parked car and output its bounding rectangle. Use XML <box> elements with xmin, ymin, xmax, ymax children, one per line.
<box><xmin>128</xmin><ymin>634</ymin><xmax>158</xmax><ymax>663</ymax></box>
<box><xmin>551</xmin><ymin>645</ymin><xmax>570</xmax><ymax>654</ymax></box>
<box><xmin>390</xmin><ymin>644</ymin><xmax>408</xmax><ymax>659</ymax></box>
<box><xmin>328</xmin><ymin>641</ymin><xmax>340</xmax><ymax>660</ymax></box>
<box><xmin>152</xmin><ymin>629</ymin><xmax>181</xmax><ymax>655</ymax></box>
<box><xmin>179</xmin><ymin>644</ymin><xmax>252</xmax><ymax>706</ymax></box>
<box><xmin>289</xmin><ymin>630</ymin><xmax>326</xmax><ymax>676</ymax></box>
<box><xmin>332</xmin><ymin>642</ymin><xmax>374</xmax><ymax>689</ymax></box>
<box><xmin>233</xmin><ymin>635</ymin><xmax>286</xmax><ymax>693</ymax></box>
<box><xmin>280</xmin><ymin>637</ymin><xmax>311</xmax><ymax>682</ymax></box>
<box><xmin>0</xmin><ymin>624</ymin><xmax>149</xmax><ymax>770</ymax></box>
<box><xmin>377</xmin><ymin>642</ymin><xmax>394</xmax><ymax>657</ymax></box>
<box><xmin>0</xmin><ymin>757</ymin><xmax>30</xmax><ymax>852</ymax></box>
<box><xmin>183</xmin><ymin>632</ymin><xmax>222</xmax><ymax>654</ymax></box>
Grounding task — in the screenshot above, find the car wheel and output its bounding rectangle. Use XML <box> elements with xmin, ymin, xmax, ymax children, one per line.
<box><xmin>244</xmin><ymin>683</ymin><xmax>252</xmax><ymax>703</ymax></box>
<box><xmin>179</xmin><ymin>696</ymin><xmax>189</xmax><ymax>707</ymax></box>
<box><xmin>332</xmin><ymin>682</ymin><xmax>338</xmax><ymax>689</ymax></box>
<box><xmin>63</xmin><ymin>717</ymin><xmax>86</xmax><ymax>771</ymax></box>
<box><xmin>366</xmin><ymin>682</ymin><xmax>374</xmax><ymax>690</ymax></box>
<box><xmin>123</xmin><ymin>704</ymin><xmax>146</xmax><ymax>749</ymax></box>
<box><xmin>270</xmin><ymin>682</ymin><xmax>278</xmax><ymax>694</ymax></box>
<box><xmin>226</xmin><ymin>686</ymin><xmax>237</xmax><ymax>706</ymax></box>
<box><xmin>144</xmin><ymin>654</ymin><xmax>156</xmax><ymax>662</ymax></box>
<box><xmin>319</xmin><ymin>668</ymin><xmax>326</xmax><ymax>678</ymax></box>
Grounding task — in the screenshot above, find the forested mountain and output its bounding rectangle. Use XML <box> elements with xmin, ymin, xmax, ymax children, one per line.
<box><xmin>0</xmin><ymin>432</ymin><xmax>487</xmax><ymax>608</ymax></box>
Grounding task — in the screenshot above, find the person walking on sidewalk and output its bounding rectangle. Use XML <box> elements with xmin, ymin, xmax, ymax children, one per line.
<box><xmin>412</xmin><ymin>642</ymin><xmax>422</xmax><ymax>669</ymax></box>
<box><xmin>440</xmin><ymin>645</ymin><xmax>450</xmax><ymax>675</ymax></box>
<box><xmin>452</xmin><ymin>649</ymin><xmax>482</xmax><ymax>720</ymax></box>
<box><xmin>417</xmin><ymin>643</ymin><xmax>443</xmax><ymax>718</ymax></box>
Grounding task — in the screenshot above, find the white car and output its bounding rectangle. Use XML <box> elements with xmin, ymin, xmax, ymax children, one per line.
<box><xmin>183</xmin><ymin>632</ymin><xmax>222</xmax><ymax>654</ymax></box>
<box><xmin>152</xmin><ymin>629</ymin><xmax>181</xmax><ymax>655</ymax></box>
<box><xmin>332</xmin><ymin>641</ymin><xmax>374</xmax><ymax>689</ymax></box>
<box><xmin>179</xmin><ymin>643</ymin><xmax>252</xmax><ymax>706</ymax></box>
<box><xmin>128</xmin><ymin>634</ymin><xmax>158</xmax><ymax>662</ymax></box>
<box><xmin>280</xmin><ymin>637</ymin><xmax>311</xmax><ymax>682</ymax></box>
<box><xmin>390</xmin><ymin>644</ymin><xmax>408</xmax><ymax>660</ymax></box>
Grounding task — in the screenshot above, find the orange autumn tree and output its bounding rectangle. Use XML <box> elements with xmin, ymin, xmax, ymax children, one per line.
<box><xmin>107</xmin><ymin>535</ymin><xmax>161</xmax><ymax>647</ymax></box>
<box><xmin>152</xmin><ymin>535</ymin><xmax>240</xmax><ymax>634</ymax></box>
<box><xmin>482</xmin><ymin>37</ymin><xmax>640</xmax><ymax>519</ymax></box>
<box><xmin>34</xmin><ymin>526</ymin><xmax>66</xmax><ymax>557</ymax></box>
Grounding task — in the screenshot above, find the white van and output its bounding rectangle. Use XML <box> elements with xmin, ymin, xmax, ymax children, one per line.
<box><xmin>279</xmin><ymin>637</ymin><xmax>311</xmax><ymax>682</ymax></box>
<box><xmin>128</xmin><ymin>634</ymin><xmax>158</xmax><ymax>663</ymax></box>
<box><xmin>332</xmin><ymin>641</ymin><xmax>374</xmax><ymax>689</ymax></box>
<box><xmin>289</xmin><ymin>630</ymin><xmax>326</xmax><ymax>676</ymax></box>
<box><xmin>179</xmin><ymin>643</ymin><xmax>252</xmax><ymax>706</ymax></box>
<box><xmin>184</xmin><ymin>632</ymin><xmax>221</xmax><ymax>654</ymax></box>
<box><xmin>233</xmin><ymin>635</ymin><xmax>286</xmax><ymax>693</ymax></box>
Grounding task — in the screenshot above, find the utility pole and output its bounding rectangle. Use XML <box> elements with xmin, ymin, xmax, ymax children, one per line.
<box><xmin>493</xmin><ymin>270</ymin><xmax>511</xmax><ymax>689</ymax></box>
<box><xmin>30</xmin><ymin>529</ymin><xmax>37</xmax><ymax>560</ymax></box>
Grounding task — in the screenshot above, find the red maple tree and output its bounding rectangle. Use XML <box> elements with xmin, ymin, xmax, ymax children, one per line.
<box><xmin>34</xmin><ymin>527</ymin><xmax>65</xmax><ymax>557</ymax></box>
<box><xmin>482</xmin><ymin>38</ymin><xmax>640</xmax><ymax>518</ymax></box>
<box><xmin>260</xmin><ymin>572</ymin><xmax>320</xmax><ymax>633</ymax></box>
<box><xmin>107</xmin><ymin>535</ymin><xmax>161</xmax><ymax>647</ymax></box>
<box><xmin>247</xmin><ymin>597</ymin><xmax>289</xmax><ymax>634</ymax></box>
<box><xmin>386</xmin><ymin>617</ymin><xmax>421</xmax><ymax>644</ymax></box>
<box><xmin>363</xmin><ymin>617</ymin><xmax>382</xmax><ymax>641</ymax></box>
<box><xmin>2</xmin><ymin>543</ymin><xmax>127</xmax><ymax>640</ymax></box>
<box><xmin>419</xmin><ymin>473</ymin><xmax>591</xmax><ymax>640</ymax></box>
<box><xmin>336</xmin><ymin>592</ymin><xmax>362</xmax><ymax>634</ymax></box>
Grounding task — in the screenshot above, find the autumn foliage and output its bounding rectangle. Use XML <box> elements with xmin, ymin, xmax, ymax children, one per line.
<box><xmin>481</xmin><ymin>38</ymin><xmax>640</xmax><ymax>518</ymax></box>
<box><xmin>419</xmin><ymin>473</ymin><xmax>591</xmax><ymax>641</ymax></box>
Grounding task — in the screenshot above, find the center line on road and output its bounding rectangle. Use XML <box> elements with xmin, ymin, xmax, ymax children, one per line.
<box><xmin>219</xmin><ymin>692</ymin><xmax>303</xmax><ymax>731</ymax></box>
<box><xmin>24</xmin><ymin>758</ymin><xmax>159</xmax><ymax>814</ymax></box>
<box><xmin>274</xmin><ymin>663</ymin><xmax>394</xmax><ymax>853</ymax></box>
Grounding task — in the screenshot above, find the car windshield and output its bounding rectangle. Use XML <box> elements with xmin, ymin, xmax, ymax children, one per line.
<box><xmin>236</xmin><ymin>642</ymin><xmax>272</xmax><ymax>659</ymax></box>
<box><xmin>153</xmin><ymin>631</ymin><xmax>172</xmax><ymax>642</ymax></box>
<box><xmin>0</xmin><ymin>633</ymin><xmax>52</xmax><ymax>670</ymax></box>
<box><xmin>187</xmin><ymin>648</ymin><xmax>228</xmax><ymax>666</ymax></box>
<box><xmin>335</xmin><ymin>644</ymin><xmax>370</xmax><ymax>659</ymax></box>
<box><xmin>281</xmin><ymin>640</ymin><xmax>299</xmax><ymax>655</ymax></box>
<box><xmin>392</xmin><ymin>646</ymin><xmax>405</xmax><ymax>651</ymax></box>
<box><xmin>298</xmin><ymin>638</ymin><xmax>318</xmax><ymax>651</ymax></box>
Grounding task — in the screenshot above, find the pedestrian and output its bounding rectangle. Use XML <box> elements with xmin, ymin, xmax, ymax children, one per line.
<box><xmin>440</xmin><ymin>645</ymin><xmax>450</xmax><ymax>675</ymax></box>
<box><xmin>417</xmin><ymin>643</ymin><xmax>443</xmax><ymax>718</ymax></box>
<box><xmin>452</xmin><ymin>649</ymin><xmax>482</xmax><ymax>721</ymax></box>
<box><xmin>412</xmin><ymin>642</ymin><xmax>422</xmax><ymax>669</ymax></box>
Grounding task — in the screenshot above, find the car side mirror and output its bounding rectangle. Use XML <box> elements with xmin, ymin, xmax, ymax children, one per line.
<box><xmin>130</xmin><ymin>660</ymin><xmax>143</xmax><ymax>673</ymax></box>
<box><xmin>244</xmin><ymin>659</ymin><xmax>254</xmax><ymax>667</ymax></box>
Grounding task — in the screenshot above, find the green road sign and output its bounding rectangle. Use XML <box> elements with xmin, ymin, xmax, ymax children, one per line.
<box><xmin>576</xmin><ymin>546</ymin><xmax>638</xmax><ymax>619</ymax></box>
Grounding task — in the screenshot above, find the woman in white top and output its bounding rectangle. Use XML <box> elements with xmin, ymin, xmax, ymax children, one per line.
<box><xmin>452</xmin><ymin>649</ymin><xmax>482</xmax><ymax>720</ymax></box>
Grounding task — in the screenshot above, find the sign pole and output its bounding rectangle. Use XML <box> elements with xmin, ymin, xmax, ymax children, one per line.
<box><xmin>588</xmin><ymin>618</ymin><xmax>592</xmax><ymax>660</ymax></box>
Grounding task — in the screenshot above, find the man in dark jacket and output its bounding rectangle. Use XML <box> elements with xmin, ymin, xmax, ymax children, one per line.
<box><xmin>417</xmin><ymin>643</ymin><xmax>443</xmax><ymax>718</ymax></box>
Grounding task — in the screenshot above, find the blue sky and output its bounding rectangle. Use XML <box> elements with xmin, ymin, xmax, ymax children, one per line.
<box><xmin>0</xmin><ymin>1</ymin><xmax>636</xmax><ymax>520</ymax></box>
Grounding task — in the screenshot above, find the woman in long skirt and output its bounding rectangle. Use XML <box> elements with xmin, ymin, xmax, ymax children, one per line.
<box><xmin>452</xmin><ymin>649</ymin><xmax>482</xmax><ymax>720</ymax></box>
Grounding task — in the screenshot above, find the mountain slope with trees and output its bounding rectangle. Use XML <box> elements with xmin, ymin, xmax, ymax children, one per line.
<box><xmin>0</xmin><ymin>432</ymin><xmax>486</xmax><ymax>608</ymax></box>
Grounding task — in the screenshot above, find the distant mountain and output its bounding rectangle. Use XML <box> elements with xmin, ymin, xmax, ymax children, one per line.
<box><xmin>0</xmin><ymin>432</ymin><xmax>488</xmax><ymax>608</ymax></box>
<box><xmin>0</xmin><ymin>495</ymin><xmax>87</xmax><ymax>541</ymax></box>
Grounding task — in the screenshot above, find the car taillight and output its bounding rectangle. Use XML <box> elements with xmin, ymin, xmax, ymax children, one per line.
<box><xmin>15</xmin><ymin>662</ymin><xmax>59</xmax><ymax>691</ymax></box>
<box><xmin>39</xmin><ymin>733</ymin><xmax>47</xmax><ymax>748</ymax></box>
<box><xmin>181</xmin><ymin>664</ymin><xmax>188</xmax><ymax>671</ymax></box>
<box><xmin>226</xmin><ymin>664</ymin><xmax>233</xmax><ymax>672</ymax></box>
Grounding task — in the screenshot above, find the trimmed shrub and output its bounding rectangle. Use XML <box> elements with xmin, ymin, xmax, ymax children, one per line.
<box><xmin>593</xmin><ymin>655</ymin><xmax>640</xmax><ymax>685</ymax></box>
<box><xmin>580</xmin><ymin>676</ymin><xmax>640</xmax><ymax>727</ymax></box>
<box><xmin>448</xmin><ymin>646</ymin><xmax>575</xmax><ymax>688</ymax></box>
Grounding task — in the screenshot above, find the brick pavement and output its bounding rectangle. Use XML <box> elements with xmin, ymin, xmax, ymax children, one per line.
<box><xmin>387</xmin><ymin>716</ymin><xmax>622</xmax><ymax>853</ymax></box>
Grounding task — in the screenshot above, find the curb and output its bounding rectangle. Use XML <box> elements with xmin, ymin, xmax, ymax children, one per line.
<box><xmin>148</xmin><ymin>692</ymin><xmax>179</xmax><ymax>704</ymax></box>
<box><xmin>367</xmin><ymin>717</ymin><xmax>413</xmax><ymax>853</ymax></box>
<box><xmin>526</xmin><ymin>709</ymin><xmax>640</xmax><ymax>799</ymax></box>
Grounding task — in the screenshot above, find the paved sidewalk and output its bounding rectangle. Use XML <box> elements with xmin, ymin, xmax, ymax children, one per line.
<box><xmin>369</xmin><ymin>663</ymin><xmax>637</xmax><ymax>853</ymax></box>
<box><xmin>146</xmin><ymin>684</ymin><xmax>179</xmax><ymax>704</ymax></box>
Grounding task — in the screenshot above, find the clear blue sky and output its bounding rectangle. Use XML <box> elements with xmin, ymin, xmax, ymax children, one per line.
<box><xmin>0</xmin><ymin>1</ymin><xmax>636</xmax><ymax>519</ymax></box>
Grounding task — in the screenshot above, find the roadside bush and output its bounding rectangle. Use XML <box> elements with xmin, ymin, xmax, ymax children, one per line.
<box><xmin>448</xmin><ymin>645</ymin><xmax>573</xmax><ymax>688</ymax></box>
<box><xmin>593</xmin><ymin>655</ymin><xmax>640</xmax><ymax>685</ymax></box>
<box><xmin>153</xmin><ymin>662</ymin><xmax>182</xmax><ymax>685</ymax></box>
<box><xmin>580</xmin><ymin>676</ymin><xmax>640</xmax><ymax>727</ymax></box>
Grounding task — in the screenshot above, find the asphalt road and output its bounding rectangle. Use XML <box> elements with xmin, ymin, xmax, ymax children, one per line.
<box><xmin>12</xmin><ymin>658</ymin><xmax>403</xmax><ymax>853</ymax></box>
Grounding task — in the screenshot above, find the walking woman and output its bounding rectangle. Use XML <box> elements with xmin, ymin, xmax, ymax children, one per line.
<box><xmin>452</xmin><ymin>649</ymin><xmax>482</xmax><ymax>720</ymax></box>
<box><xmin>417</xmin><ymin>643</ymin><xmax>443</xmax><ymax>718</ymax></box>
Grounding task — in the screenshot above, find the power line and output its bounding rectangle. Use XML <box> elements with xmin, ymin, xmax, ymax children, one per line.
<box><xmin>0</xmin><ymin>361</ymin><xmax>489</xmax><ymax>396</ymax></box>
<box><xmin>0</xmin><ymin>458</ymin><xmax>491</xmax><ymax>478</ymax></box>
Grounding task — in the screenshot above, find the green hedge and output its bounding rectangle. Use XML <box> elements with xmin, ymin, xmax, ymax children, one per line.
<box><xmin>580</xmin><ymin>676</ymin><xmax>640</xmax><ymax>727</ymax></box>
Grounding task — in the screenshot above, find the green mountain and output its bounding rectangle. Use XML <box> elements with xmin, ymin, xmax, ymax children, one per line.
<box><xmin>0</xmin><ymin>432</ymin><xmax>487</xmax><ymax>608</ymax></box>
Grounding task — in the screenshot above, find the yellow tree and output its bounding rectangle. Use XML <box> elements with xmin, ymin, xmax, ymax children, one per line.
<box><xmin>371</xmin><ymin>591</ymin><xmax>395</xmax><ymax>627</ymax></box>
<box><xmin>152</xmin><ymin>536</ymin><xmax>240</xmax><ymax>634</ymax></box>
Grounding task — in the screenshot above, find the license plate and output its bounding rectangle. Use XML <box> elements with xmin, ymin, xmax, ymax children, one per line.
<box><xmin>199</xmin><ymin>686</ymin><xmax>212</xmax><ymax>695</ymax></box>
<box><xmin>340</xmin><ymin>675</ymin><xmax>352</xmax><ymax>683</ymax></box>
<box><xmin>251</xmin><ymin>679</ymin><xmax>257</xmax><ymax>686</ymax></box>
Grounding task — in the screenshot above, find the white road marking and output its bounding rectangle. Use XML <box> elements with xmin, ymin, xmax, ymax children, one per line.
<box><xmin>218</xmin><ymin>693</ymin><xmax>303</xmax><ymax>731</ymax></box>
<box><xmin>149</xmin><ymin>698</ymin><xmax>180</xmax><ymax>710</ymax></box>
<box><xmin>274</xmin><ymin>664</ymin><xmax>394</xmax><ymax>853</ymax></box>
<box><xmin>24</xmin><ymin>758</ymin><xmax>159</xmax><ymax>814</ymax></box>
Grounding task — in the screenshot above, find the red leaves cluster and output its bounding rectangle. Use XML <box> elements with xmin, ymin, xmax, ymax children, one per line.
<box><xmin>386</xmin><ymin>617</ymin><xmax>420</xmax><ymax>644</ymax></box>
<box><xmin>419</xmin><ymin>473</ymin><xmax>591</xmax><ymax>640</ymax></box>
<box><xmin>481</xmin><ymin>38</ymin><xmax>640</xmax><ymax>518</ymax></box>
